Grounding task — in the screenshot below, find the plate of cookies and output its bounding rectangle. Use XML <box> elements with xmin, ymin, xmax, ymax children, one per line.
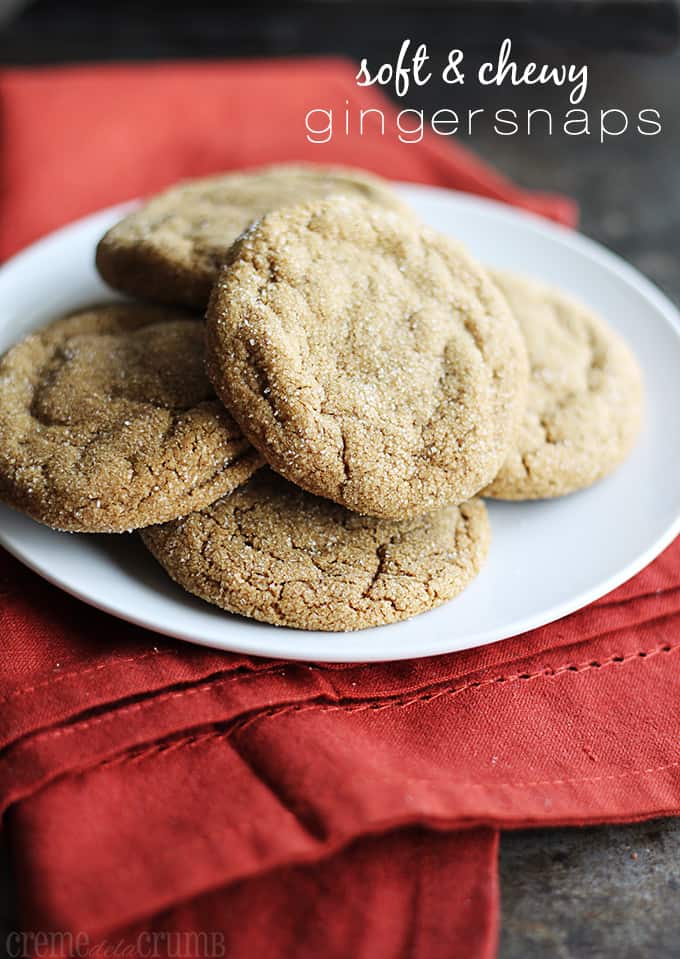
<box><xmin>1</xmin><ymin>165</ymin><xmax>679</xmax><ymax>662</ymax></box>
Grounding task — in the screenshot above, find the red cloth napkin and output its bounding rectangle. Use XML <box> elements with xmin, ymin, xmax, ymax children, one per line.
<box><xmin>0</xmin><ymin>58</ymin><xmax>678</xmax><ymax>959</ymax></box>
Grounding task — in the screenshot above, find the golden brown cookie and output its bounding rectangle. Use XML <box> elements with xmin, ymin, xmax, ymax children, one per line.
<box><xmin>95</xmin><ymin>164</ymin><xmax>411</xmax><ymax>309</ymax></box>
<box><xmin>206</xmin><ymin>197</ymin><xmax>528</xmax><ymax>520</ymax></box>
<box><xmin>485</xmin><ymin>271</ymin><xmax>643</xmax><ymax>499</ymax></box>
<box><xmin>141</xmin><ymin>469</ymin><xmax>490</xmax><ymax>631</ymax></box>
<box><xmin>0</xmin><ymin>304</ymin><xmax>262</xmax><ymax>532</ymax></box>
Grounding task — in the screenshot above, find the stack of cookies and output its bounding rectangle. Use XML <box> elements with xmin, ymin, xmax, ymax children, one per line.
<box><xmin>0</xmin><ymin>165</ymin><xmax>643</xmax><ymax>632</ymax></box>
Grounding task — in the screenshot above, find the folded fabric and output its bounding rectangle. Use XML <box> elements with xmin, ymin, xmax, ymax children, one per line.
<box><xmin>0</xmin><ymin>58</ymin><xmax>677</xmax><ymax>959</ymax></box>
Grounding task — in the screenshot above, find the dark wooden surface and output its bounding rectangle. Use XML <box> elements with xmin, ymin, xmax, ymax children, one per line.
<box><xmin>0</xmin><ymin>3</ymin><xmax>679</xmax><ymax>956</ymax></box>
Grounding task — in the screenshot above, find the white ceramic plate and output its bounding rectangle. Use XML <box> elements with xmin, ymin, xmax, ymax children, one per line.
<box><xmin>1</xmin><ymin>184</ymin><xmax>679</xmax><ymax>663</ymax></box>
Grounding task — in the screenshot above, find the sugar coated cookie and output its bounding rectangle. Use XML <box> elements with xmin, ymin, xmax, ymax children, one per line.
<box><xmin>206</xmin><ymin>196</ymin><xmax>528</xmax><ymax>519</ymax></box>
<box><xmin>96</xmin><ymin>164</ymin><xmax>411</xmax><ymax>308</ymax></box>
<box><xmin>141</xmin><ymin>469</ymin><xmax>490</xmax><ymax>631</ymax></box>
<box><xmin>0</xmin><ymin>304</ymin><xmax>262</xmax><ymax>532</ymax></box>
<box><xmin>485</xmin><ymin>271</ymin><xmax>643</xmax><ymax>499</ymax></box>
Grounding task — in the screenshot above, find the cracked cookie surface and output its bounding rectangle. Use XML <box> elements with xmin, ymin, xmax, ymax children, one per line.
<box><xmin>485</xmin><ymin>271</ymin><xmax>643</xmax><ymax>499</ymax></box>
<box><xmin>96</xmin><ymin>164</ymin><xmax>411</xmax><ymax>309</ymax></box>
<box><xmin>0</xmin><ymin>304</ymin><xmax>262</xmax><ymax>532</ymax></box>
<box><xmin>206</xmin><ymin>196</ymin><xmax>528</xmax><ymax>519</ymax></box>
<box><xmin>141</xmin><ymin>469</ymin><xmax>490</xmax><ymax>631</ymax></box>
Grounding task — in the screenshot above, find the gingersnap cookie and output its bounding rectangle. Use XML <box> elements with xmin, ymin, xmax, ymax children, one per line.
<box><xmin>96</xmin><ymin>164</ymin><xmax>411</xmax><ymax>309</ymax></box>
<box><xmin>141</xmin><ymin>469</ymin><xmax>490</xmax><ymax>631</ymax></box>
<box><xmin>0</xmin><ymin>304</ymin><xmax>262</xmax><ymax>532</ymax></box>
<box><xmin>206</xmin><ymin>196</ymin><xmax>528</xmax><ymax>520</ymax></box>
<box><xmin>485</xmin><ymin>271</ymin><xmax>643</xmax><ymax>499</ymax></box>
